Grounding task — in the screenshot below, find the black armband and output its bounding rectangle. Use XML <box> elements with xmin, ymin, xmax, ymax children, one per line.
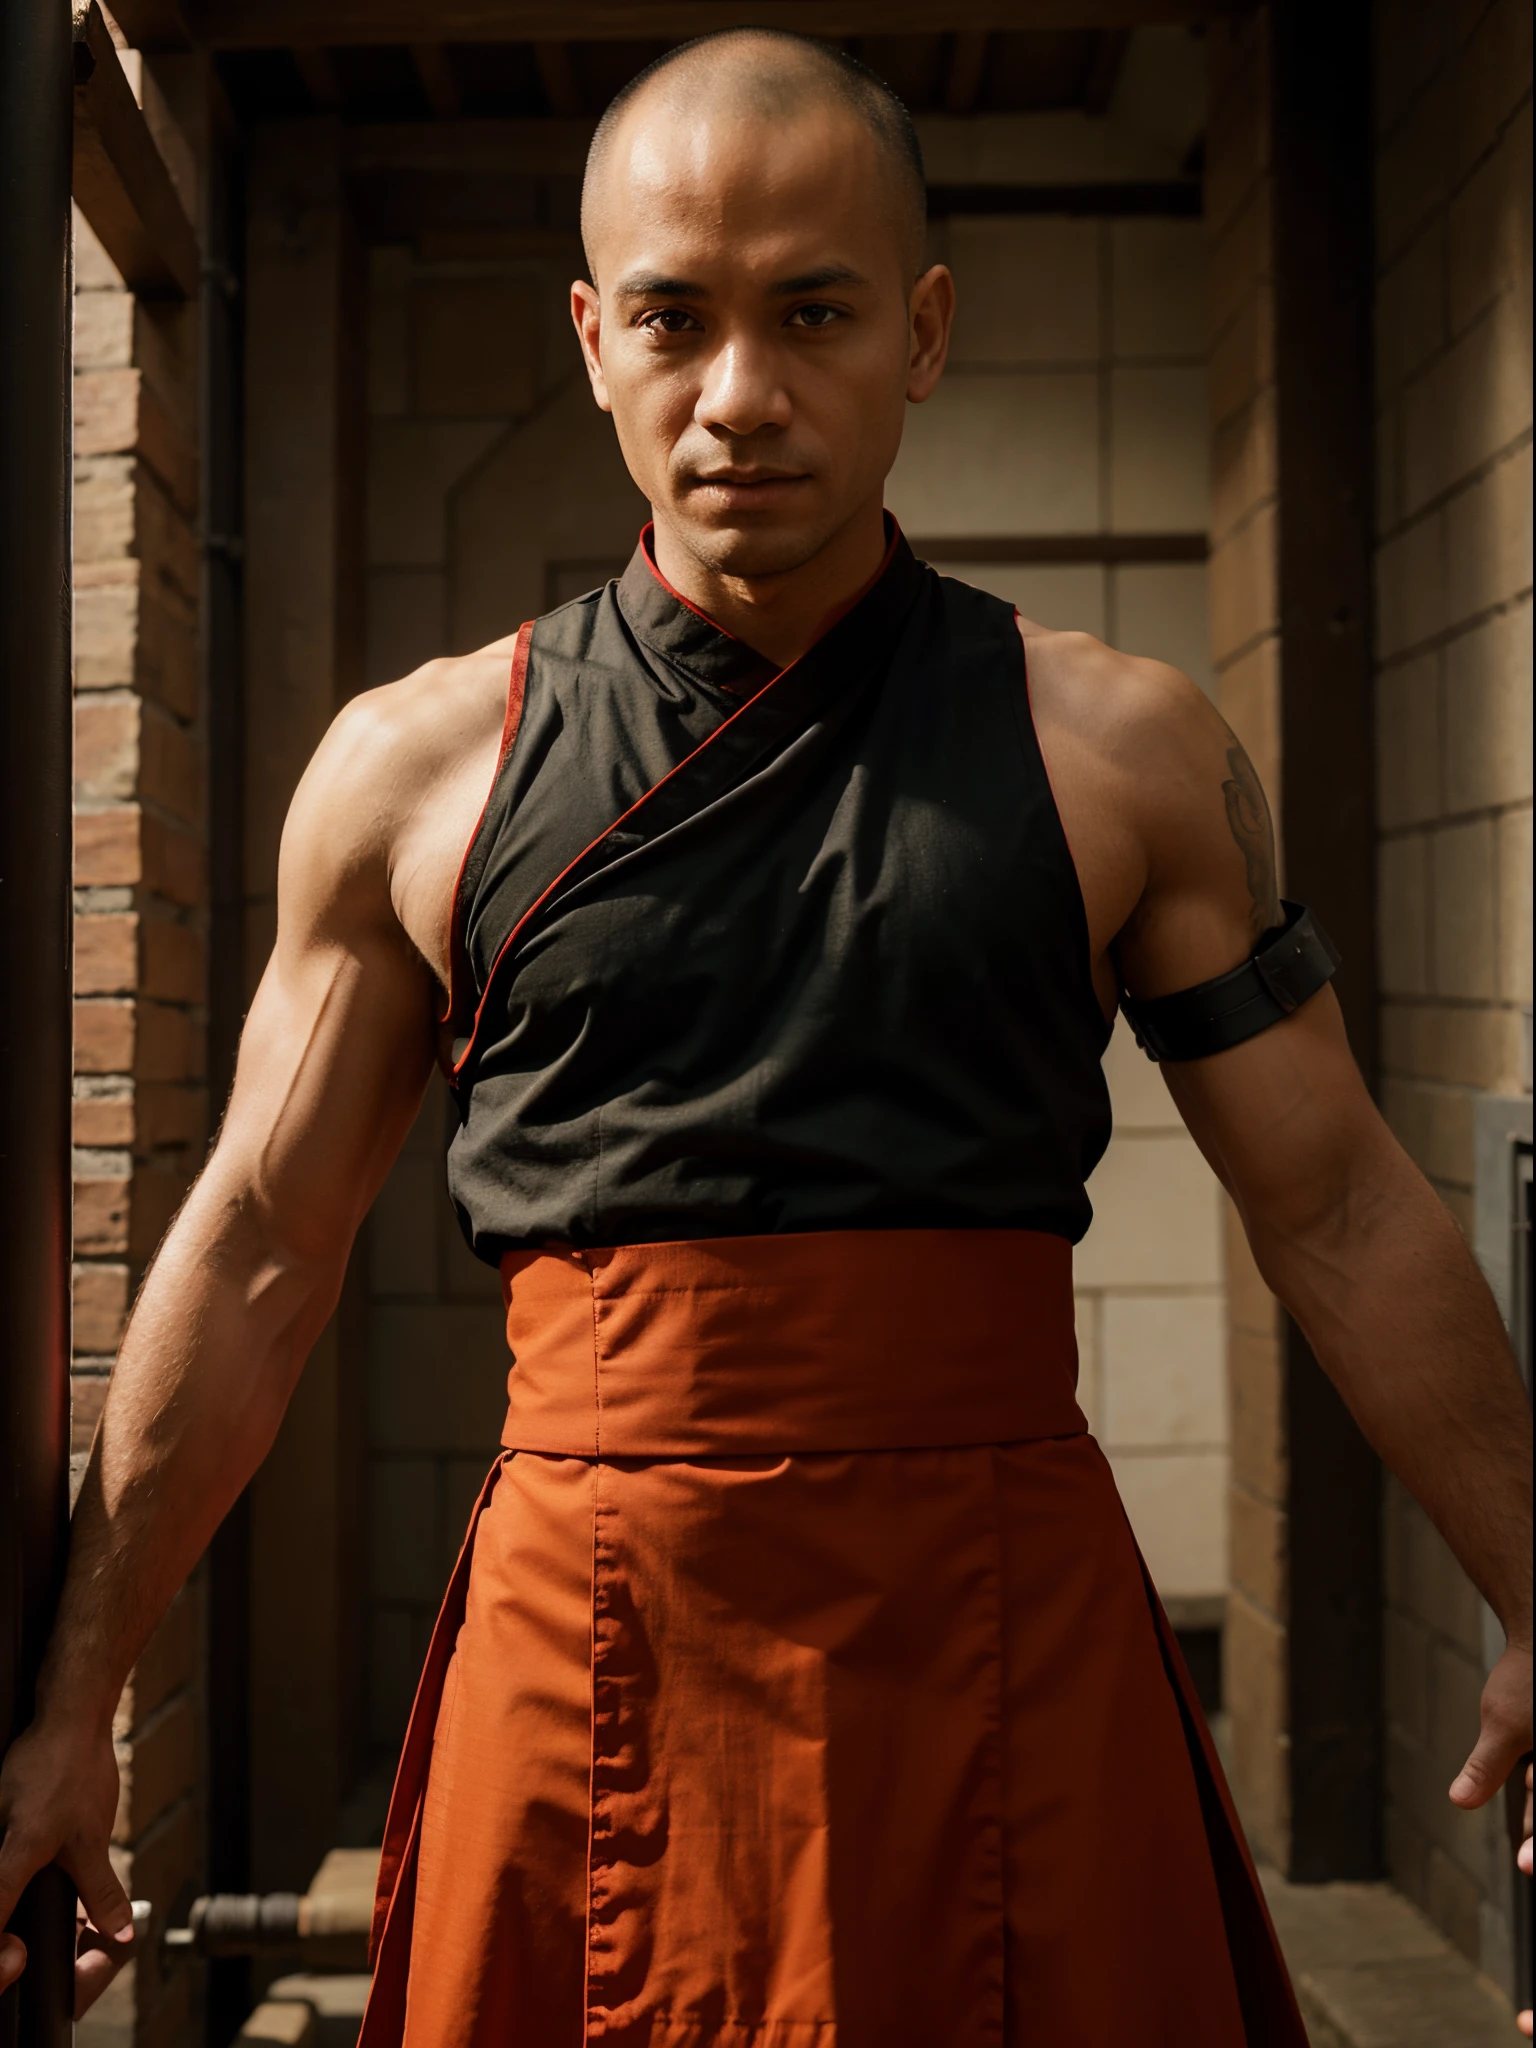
<box><xmin>1120</xmin><ymin>900</ymin><xmax>1340</xmax><ymax>1063</ymax></box>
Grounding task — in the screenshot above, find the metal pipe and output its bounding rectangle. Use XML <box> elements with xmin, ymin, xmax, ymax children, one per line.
<box><xmin>0</xmin><ymin>0</ymin><xmax>78</xmax><ymax>2040</ymax></box>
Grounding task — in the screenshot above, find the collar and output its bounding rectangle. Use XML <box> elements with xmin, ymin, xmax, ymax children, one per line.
<box><xmin>616</xmin><ymin>515</ymin><xmax>920</xmax><ymax>698</ymax></box>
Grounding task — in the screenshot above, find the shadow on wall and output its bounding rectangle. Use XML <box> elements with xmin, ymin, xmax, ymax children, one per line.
<box><xmin>449</xmin><ymin>375</ymin><xmax>648</xmax><ymax>650</ymax></box>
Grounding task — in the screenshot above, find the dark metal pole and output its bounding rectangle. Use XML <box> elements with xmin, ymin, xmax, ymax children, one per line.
<box><xmin>0</xmin><ymin>0</ymin><xmax>78</xmax><ymax>2041</ymax></box>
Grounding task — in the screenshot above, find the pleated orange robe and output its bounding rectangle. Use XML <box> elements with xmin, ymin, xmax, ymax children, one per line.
<box><xmin>359</xmin><ymin>1230</ymin><xmax>1307</xmax><ymax>2048</ymax></box>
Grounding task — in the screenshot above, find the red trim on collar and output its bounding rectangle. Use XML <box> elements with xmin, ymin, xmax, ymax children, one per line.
<box><xmin>638</xmin><ymin>523</ymin><xmax>740</xmax><ymax>638</ymax></box>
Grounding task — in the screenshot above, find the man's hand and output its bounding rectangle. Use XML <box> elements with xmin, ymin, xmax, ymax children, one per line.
<box><xmin>0</xmin><ymin>1717</ymin><xmax>131</xmax><ymax>2014</ymax></box>
<box><xmin>1448</xmin><ymin>1640</ymin><xmax>1532</xmax><ymax>1815</ymax></box>
<box><xmin>1447</xmin><ymin>1658</ymin><xmax>1531</xmax><ymax>2041</ymax></box>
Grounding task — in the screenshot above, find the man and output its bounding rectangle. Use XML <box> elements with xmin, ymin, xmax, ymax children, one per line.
<box><xmin>0</xmin><ymin>28</ymin><xmax>1530</xmax><ymax>2045</ymax></box>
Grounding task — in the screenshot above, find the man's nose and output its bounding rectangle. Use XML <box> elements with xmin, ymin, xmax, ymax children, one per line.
<box><xmin>695</xmin><ymin>337</ymin><xmax>792</xmax><ymax>439</ymax></box>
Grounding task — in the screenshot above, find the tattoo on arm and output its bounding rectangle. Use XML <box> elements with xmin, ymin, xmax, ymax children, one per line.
<box><xmin>1221</xmin><ymin>740</ymin><xmax>1282</xmax><ymax>943</ymax></box>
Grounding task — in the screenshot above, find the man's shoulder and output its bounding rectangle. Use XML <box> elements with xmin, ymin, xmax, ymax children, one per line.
<box><xmin>1016</xmin><ymin>614</ymin><xmax>1220</xmax><ymax>782</ymax></box>
<box><xmin>283</xmin><ymin>636</ymin><xmax>521</xmax><ymax>910</ymax></box>
<box><xmin>328</xmin><ymin>636</ymin><xmax>521</xmax><ymax>785</ymax></box>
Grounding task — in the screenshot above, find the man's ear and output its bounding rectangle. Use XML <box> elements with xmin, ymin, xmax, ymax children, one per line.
<box><xmin>907</xmin><ymin>263</ymin><xmax>954</xmax><ymax>406</ymax></box>
<box><xmin>570</xmin><ymin>280</ymin><xmax>613</xmax><ymax>413</ymax></box>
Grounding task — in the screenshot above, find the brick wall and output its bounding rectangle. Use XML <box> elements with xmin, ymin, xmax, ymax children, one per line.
<box><xmin>72</xmin><ymin>189</ymin><xmax>208</xmax><ymax>2048</ymax></box>
<box><xmin>1372</xmin><ymin>0</ymin><xmax>1532</xmax><ymax>1981</ymax></box>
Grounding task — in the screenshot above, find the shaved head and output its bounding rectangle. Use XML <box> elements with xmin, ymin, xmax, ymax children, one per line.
<box><xmin>567</xmin><ymin>22</ymin><xmax>953</xmax><ymax>618</ymax></box>
<box><xmin>581</xmin><ymin>29</ymin><xmax>927</xmax><ymax>283</ymax></box>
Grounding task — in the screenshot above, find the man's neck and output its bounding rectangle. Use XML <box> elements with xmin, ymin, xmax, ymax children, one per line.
<box><xmin>649</xmin><ymin>499</ymin><xmax>889</xmax><ymax>670</ymax></box>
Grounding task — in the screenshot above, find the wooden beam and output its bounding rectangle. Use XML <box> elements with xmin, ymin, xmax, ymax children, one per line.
<box><xmin>72</xmin><ymin>1</ymin><xmax>200</xmax><ymax>298</ymax></box>
<box><xmin>409</xmin><ymin>42</ymin><xmax>461</xmax><ymax>117</ymax></box>
<box><xmin>534</xmin><ymin>41</ymin><xmax>583</xmax><ymax>117</ymax></box>
<box><xmin>942</xmin><ymin>31</ymin><xmax>990</xmax><ymax>116</ymax></box>
<box><xmin>293</xmin><ymin>45</ymin><xmax>343</xmax><ymax>111</ymax></box>
<box><xmin>97</xmin><ymin>0</ymin><xmax>192</xmax><ymax>50</ymax></box>
<box><xmin>343</xmin><ymin>123</ymin><xmax>1204</xmax><ymax>216</ymax></box>
<box><xmin>347</xmin><ymin>117</ymin><xmax>597</xmax><ymax>178</ymax></box>
<box><xmin>184</xmin><ymin>1</ymin><xmax>1232</xmax><ymax>49</ymax></box>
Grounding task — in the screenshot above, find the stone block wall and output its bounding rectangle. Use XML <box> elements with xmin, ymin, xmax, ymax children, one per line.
<box><xmin>71</xmin><ymin>145</ymin><xmax>208</xmax><ymax>2048</ymax></box>
<box><xmin>1372</xmin><ymin>0</ymin><xmax>1532</xmax><ymax>1981</ymax></box>
<box><xmin>1076</xmin><ymin>1024</ymin><xmax>1228</xmax><ymax>1615</ymax></box>
<box><xmin>889</xmin><ymin>212</ymin><xmax>1215</xmax><ymax>691</ymax></box>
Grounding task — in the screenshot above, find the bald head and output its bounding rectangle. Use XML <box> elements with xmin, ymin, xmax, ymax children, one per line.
<box><xmin>581</xmin><ymin>30</ymin><xmax>927</xmax><ymax>283</ymax></box>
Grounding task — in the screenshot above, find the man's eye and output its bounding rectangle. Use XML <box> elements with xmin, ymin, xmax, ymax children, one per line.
<box><xmin>787</xmin><ymin>303</ymin><xmax>842</xmax><ymax>328</ymax></box>
<box><xmin>641</xmin><ymin>308</ymin><xmax>701</xmax><ymax>334</ymax></box>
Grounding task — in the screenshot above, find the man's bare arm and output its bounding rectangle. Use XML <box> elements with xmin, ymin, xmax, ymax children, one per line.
<box><xmin>0</xmin><ymin>691</ymin><xmax>443</xmax><ymax>2005</ymax></box>
<box><xmin>1108</xmin><ymin>668</ymin><xmax>1532</xmax><ymax>1817</ymax></box>
<box><xmin>1168</xmin><ymin>997</ymin><xmax>1532</xmax><ymax>1795</ymax></box>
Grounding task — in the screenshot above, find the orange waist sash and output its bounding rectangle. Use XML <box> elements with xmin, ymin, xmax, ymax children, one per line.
<box><xmin>497</xmin><ymin>1226</ymin><xmax>1086</xmax><ymax>1458</ymax></box>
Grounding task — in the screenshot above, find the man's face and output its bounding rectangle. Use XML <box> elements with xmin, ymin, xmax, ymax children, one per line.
<box><xmin>574</xmin><ymin>99</ymin><xmax>952</xmax><ymax>579</ymax></box>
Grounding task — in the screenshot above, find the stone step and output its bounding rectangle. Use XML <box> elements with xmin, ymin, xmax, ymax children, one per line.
<box><xmin>1260</xmin><ymin>1865</ymin><xmax>1521</xmax><ymax>2048</ymax></box>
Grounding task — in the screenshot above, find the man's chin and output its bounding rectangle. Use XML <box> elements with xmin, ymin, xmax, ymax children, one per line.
<box><xmin>669</xmin><ymin>512</ymin><xmax>837</xmax><ymax>583</ymax></box>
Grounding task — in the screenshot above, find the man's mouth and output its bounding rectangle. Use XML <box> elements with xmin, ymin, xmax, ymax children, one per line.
<box><xmin>687</xmin><ymin>470</ymin><xmax>812</xmax><ymax>504</ymax></box>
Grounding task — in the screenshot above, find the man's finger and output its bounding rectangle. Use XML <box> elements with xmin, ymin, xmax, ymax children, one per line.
<box><xmin>68</xmin><ymin>1845</ymin><xmax>134</xmax><ymax>1948</ymax></box>
<box><xmin>0</xmin><ymin>1932</ymin><xmax>26</xmax><ymax>1994</ymax></box>
<box><xmin>1449</xmin><ymin>1719</ymin><xmax>1525</xmax><ymax>1808</ymax></box>
<box><xmin>74</xmin><ymin>1939</ymin><xmax>129</xmax><ymax>2022</ymax></box>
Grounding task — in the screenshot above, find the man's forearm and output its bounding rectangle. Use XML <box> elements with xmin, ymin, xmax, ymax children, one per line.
<box><xmin>38</xmin><ymin>1166</ymin><xmax>348</xmax><ymax>1736</ymax></box>
<box><xmin>1251</xmin><ymin>1143</ymin><xmax>1532</xmax><ymax>1638</ymax></box>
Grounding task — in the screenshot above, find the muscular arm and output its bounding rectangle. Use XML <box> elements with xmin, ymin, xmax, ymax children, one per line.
<box><xmin>1091</xmin><ymin>652</ymin><xmax>1532</xmax><ymax>1817</ymax></box>
<box><xmin>1168</xmin><ymin>991</ymin><xmax>1531</xmax><ymax>1660</ymax></box>
<box><xmin>0</xmin><ymin>692</ymin><xmax>445</xmax><ymax>2007</ymax></box>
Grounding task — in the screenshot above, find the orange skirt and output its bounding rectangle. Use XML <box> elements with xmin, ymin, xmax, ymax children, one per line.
<box><xmin>359</xmin><ymin>1231</ymin><xmax>1306</xmax><ymax>2047</ymax></box>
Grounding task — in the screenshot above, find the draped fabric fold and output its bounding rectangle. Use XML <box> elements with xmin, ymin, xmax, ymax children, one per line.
<box><xmin>446</xmin><ymin>523</ymin><xmax>920</xmax><ymax>1098</ymax></box>
<box><xmin>358</xmin><ymin>1230</ymin><xmax>1307</xmax><ymax>2048</ymax></box>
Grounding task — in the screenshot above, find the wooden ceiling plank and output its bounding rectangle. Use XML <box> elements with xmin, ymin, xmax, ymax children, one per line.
<box><xmin>409</xmin><ymin>42</ymin><xmax>461</xmax><ymax>116</ymax></box>
<box><xmin>534</xmin><ymin>42</ymin><xmax>584</xmax><ymax>117</ymax></box>
<box><xmin>185</xmin><ymin>2</ymin><xmax>1229</xmax><ymax>50</ymax></box>
<box><xmin>942</xmin><ymin>31</ymin><xmax>990</xmax><ymax>115</ymax></box>
<box><xmin>72</xmin><ymin>0</ymin><xmax>200</xmax><ymax>298</ymax></box>
<box><xmin>293</xmin><ymin>44</ymin><xmax>342</xmax><ymax>110</ymax></box>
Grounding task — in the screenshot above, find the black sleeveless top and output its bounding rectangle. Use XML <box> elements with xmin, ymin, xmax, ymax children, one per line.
<box><xmin>443</xmin><ymin>525</ymin><xmax>1113</xmax><ymax>1264</ymax></box>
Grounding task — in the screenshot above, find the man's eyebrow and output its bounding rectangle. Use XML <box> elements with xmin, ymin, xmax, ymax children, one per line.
<box><xmin>611</xmin><ymin>264</ymin><xmax>872</xmax><ymax>303</ymax></box>
<box><xmin>769</xmin><ymin>264</ymin><xmax>870</xmax><ymax>297</ymax></box>
<box><xmin>613</xmin><ymin>272</ymin><xmax>709</xmax><ymax>302</ymax></box>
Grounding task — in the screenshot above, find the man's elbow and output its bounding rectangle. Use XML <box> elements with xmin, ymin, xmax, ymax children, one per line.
<box><xmin>1235</xmin><ymin>1119</ymin><xmax>1408</xmax><ymax>1308</ymax></box>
